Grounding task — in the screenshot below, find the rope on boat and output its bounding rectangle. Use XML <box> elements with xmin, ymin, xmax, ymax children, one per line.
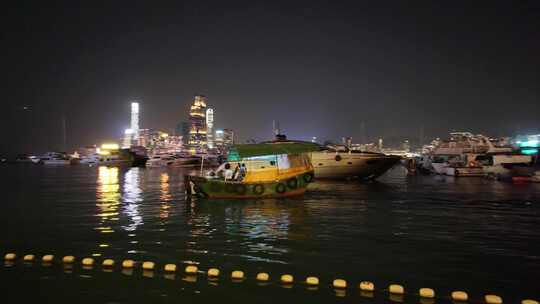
<box><xmin>3</xmin><ymin>252</ymin><xmax>538</xmax><ymax>304</ymax></box>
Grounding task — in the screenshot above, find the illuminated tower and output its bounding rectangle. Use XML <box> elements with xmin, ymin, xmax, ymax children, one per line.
<box><xmin>206</xmin><ymin>108</ymin><xmax>214</xmax><ymax>148</ymax></box>
<box><xmin>188</xmin><ymin>95</ymin><xmax>207</xmax><ymax>150</ymax></box>
<box><xmin>131</xmin><ymin>102</ymin><xmax>140</xmax><ymax>145</ymax></box>
<box><xmin>123</xmin><ymin>129</ymin><xmax>134</xmax><ymax>148</ymax></box>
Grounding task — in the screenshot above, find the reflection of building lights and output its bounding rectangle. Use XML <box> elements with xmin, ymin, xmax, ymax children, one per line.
<box><xmin>159</xmin><ymin>172</ymin><xmax>171</xmax><ymax>219</ymax></box>
<box><xmin>122</xmin><ymin>168</ymin><xmax>143</xmax><ymax>232</ymax></box>
<box><xmin>96</xmin><ymin>166</ymin><xmax>120</xmax><ymax>232</ymax></box>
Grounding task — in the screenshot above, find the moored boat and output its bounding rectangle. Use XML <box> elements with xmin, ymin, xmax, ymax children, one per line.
<box><xmin>39</xmin><ymin>152</ymin><xmax>72</xmax><ymax>165</ymax></box>
<box><xmin>310</xmin><ymin>146</ymin><xmax>401</xmax><ymax>180</ymax></box>
<box><xmin>185</xmin><ymin>141</ymin><xmax>319</xmax><ymax>199</ymax></box>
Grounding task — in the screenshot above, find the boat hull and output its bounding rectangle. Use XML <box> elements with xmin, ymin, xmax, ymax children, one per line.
<box><xmin>310</xmin><ymin>152</ymin><xmax>400</xmax><ymax>180</ymax></box>
<box><xmin>186</xmin><ymin>171</ymin><xmax>314</xmax><ymax>199</ymax></box>
<box><xmin>446</xmin><ymin>167</ymin><xmax>484</xmax><ymax>177</ymax></box>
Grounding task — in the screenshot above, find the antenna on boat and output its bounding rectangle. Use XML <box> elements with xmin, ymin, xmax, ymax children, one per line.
<box><xmin>61</xmin><ymin>115</ymin><xmax>67</xmax><ymax>152</ymax></box>
<box><xmin>272</xmin><ymin>120</ymin><xmax>281</xmax><ymax>137</ymax></box>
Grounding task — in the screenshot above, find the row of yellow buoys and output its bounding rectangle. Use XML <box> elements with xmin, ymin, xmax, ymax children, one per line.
<box><xmin>4</xmin><ymin>252</ymin><xmax>538</xmax><ymax>304</ymax></box>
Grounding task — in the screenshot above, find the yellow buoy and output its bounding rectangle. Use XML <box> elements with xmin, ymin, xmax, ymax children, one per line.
<box><xmin>256</xmin><ymin>272</ymin><xmax>269</xmax><ymax>281</ymax></box>
<box><xmin>185</xmin><ymin>265</ymin><xmax>198</xmax><ymax>274</ymax></box>
<box><xmin>208</xmin><ymin>268</ymin><xmax>220</xmax><ymax>277</ymax></box>
<box><xmin>522</xmin><ymin>300</ymin><xmax>539</xmax><ymax>304</ymax></box>
<box><xmin>82</xmin><ymin>257</ymin><xmax>94</xmax><ymax>266</ymax></box>
<box><xmin>102</xmin><ymin>259</ymin><xmax>115</xmax><ymax>267</ymax></box>
<box><xmin>23</xmin><ymin>254</ymin><xmax>35</xmax><ymax>262</ymax></box>
<box><xmin>281</xmin><ymin>274</ymin><xmax>294</xmax><ymax>284</ymax></box>
<box><xmin>164</xmin><ymin>264</ymin><xmax>177</xmax><ymax>272</ymax></box>
<box><xmin>306</xmin><ymin>276</ymin><xmax>319</xmax><ymax>286</ymax></box>
<box><xmin>485</xmin><ymin>295</ymin><xmax>503</xmax><ymax>304</ymax></box>
<box><xmin>360</xmin><ymin>281</ymin><xmax>375</xmax><ymax>291</ymax></box>
<box><xmin>142</xmin><ymin>261</ymin><xmax>155</xmax><ymax>270</ymax></box>
<box><xmin>4</xmin><ymin>253</ymin><xmax>16</xmax><ymax>261</ymax></box>
<box><xmin>62</xmin><ymin>256</ymin><xmax>75</xmax><ymax>263</ymax></box>
<box><xmin>389</xmin><ymin>284</ymin><xmax>405</xmax><ymax>295</ymax></box>
<box><xmin>420</xmin><ymin>288</ymin><xmax>435</xmax><ymax>298</ymax></box>
<box><xmin>333</xmin><ymin>279</ymin><xmax>347</xmax><ymax>289</ymax></box>
<box><xmin>231</xmin><ymin>270</ymin><xmax>244</xmax><ymax>280</ymax></box>
<box><xmin>452</xmin><ymin>291</ymin><xmax>469</xmax><ymax>301</ymax></box>
<box><xmin>42</xmin><ymin>255</ymin><xmax>54</xmax><ymax>263</ymax></box>
<box><xmin>122</xmin><ymin>259</ymin><xmax>135</xmax><ymax>268</ymax></box>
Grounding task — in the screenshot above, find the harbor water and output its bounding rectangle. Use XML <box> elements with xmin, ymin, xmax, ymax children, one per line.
<box><xmin>1</xmin><ymin>165</ymin><xmax>539</xmax><ymax>303</ymax></box>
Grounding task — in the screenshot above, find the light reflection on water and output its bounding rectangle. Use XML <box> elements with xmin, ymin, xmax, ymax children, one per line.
<box><xmin>4</xmin><ymin>165</ymin><xmax>539</xmax><ymax>301</ymax></box>
<box><xmin>95</xmin><ymin>166</ymin><xmax>120</xmax><ymax>233</ymax></box>
<box><xmin>159</xmin><ymin>172</ymin><xmax>171</xmax><ymax>219</ymax></box>
<box><xmin>121</xmin><ymin>167</ymin><xmax>143</xmax><ymax>232</ymax></box>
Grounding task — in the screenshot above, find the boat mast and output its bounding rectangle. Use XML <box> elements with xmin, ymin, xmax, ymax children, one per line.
<box><xmin>62</xmin><ymin>115</ymin><xmax>67</xmax><ymax>152</ymax></box>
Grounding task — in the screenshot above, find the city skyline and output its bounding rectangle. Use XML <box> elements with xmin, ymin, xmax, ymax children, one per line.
<box><xmin>2</xmin><ymin>1</ymin><xmax>539</xmax><ymax>155</ymax></box>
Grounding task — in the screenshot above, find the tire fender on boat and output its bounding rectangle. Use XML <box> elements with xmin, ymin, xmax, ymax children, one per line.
<box><xmin>302</xmin><ymin>172</ymin><xmax>314</xmax><ymax>183</ymax></box>
<box><xmin>286</xmin><ymin>178</ymin><xmax>298</xmax><ymax>189</ymax></box>
<box><xmin>276</xmin><ymin>183</ymin><xmax>287</xmax><ymax>194</ymax></box>
<box><xmin>235</xmin><ymin>184</ymin><xmax>247</xmax><ymax>195</ymax></box>
<box><xmin>252</xmin><ymin>184</ymin><xmax>265</xmax><ymax>195</ymax></box>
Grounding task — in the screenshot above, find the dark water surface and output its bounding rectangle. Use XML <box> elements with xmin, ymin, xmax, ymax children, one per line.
<box><xmin>1</xmin><ymin>165</ymin><xmax>539</xmax><ymax>303</ymax></box>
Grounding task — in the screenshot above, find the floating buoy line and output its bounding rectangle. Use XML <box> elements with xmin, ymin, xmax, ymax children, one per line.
<box><xmin>3</xmin><ymin>252</ymin><xmax>538</xmax><ymax>304</ymax></box>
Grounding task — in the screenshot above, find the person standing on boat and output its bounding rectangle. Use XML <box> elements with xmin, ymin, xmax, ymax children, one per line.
<box><xmin>239</xmin><ymin>163</ymin><xmax>247</xmax><ymax>181</ymax></box>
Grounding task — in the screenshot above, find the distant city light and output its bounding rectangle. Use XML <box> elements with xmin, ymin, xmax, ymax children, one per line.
<box><xmin>97</xmin><ymin>150</ymin><xmax>111</xmax><ymax>156</ymax></box>
<box><xmin>131</xmin><ymin>102</ymin><xmax>140</xmax><ymax>141</ymax></box>
<box><xmin>124</xmin><ymin>129</ymin><xmax>134</xmax><ymax>135</ymax></box>
<box><xmin>101</xmin><ymin>143</ymin><xmax>119</xmax><ymax>150</ymax></box>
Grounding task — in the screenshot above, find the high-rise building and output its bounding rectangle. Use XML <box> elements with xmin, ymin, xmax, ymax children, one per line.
<box><xmin>215</xmin><ymin>129</ymin><xmax>234</xmax><ymax>148</ymax></box>
<box><xmin>131</xmin><ymin>102</ymin><xmax>140</xmax><ymax>145</ymax></box>
<box><xmin>122</xmin><ymin>129</ymin><xmax>133</xmax><ymax>148</ymax></box>
<box><xmin>206</xmin><ymin>108</ymin><xmax>214</xmax><ymax>148</ymax></box>
<box><xmin>188</xmin><ymin>95</ymin><xmax>207</xmax><ymax>150</ymax></box>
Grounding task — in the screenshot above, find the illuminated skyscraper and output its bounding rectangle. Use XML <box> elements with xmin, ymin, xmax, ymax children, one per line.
<box><xmin>131</xmin><ymin>102</ymin><xmax>140</xmax><ymax>145</ymax></box>
<box><xmin>206</xmin><ymin>108</ymin><xmax>214</xmax><ymax>148</ymax></box>
<box><xmin>123</xmin><ymin>129</ymin><xmax>133</xmax><ymax>148</ymax></box>
<box><xmin>188</xmin><ymin>95</ymin><xmax>207</xmax><ymax>150</ymax></box>
<box><xmin>215</xmin><ymin>129</ymin><xmax>234</xmax><ymax>148</ymax></box>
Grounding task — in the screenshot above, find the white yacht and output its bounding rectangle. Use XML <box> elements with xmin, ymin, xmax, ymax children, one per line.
<box><xmin>146</xmin><ymin>152</ymin><xmax>199</xmax><ymax>167</ymax></box>
<box><xmin>478</xmin><ymin>154</ymin><xmax>532</xmax><ymax>177</ymax></box>
<box><xmin>39</xmin><ymin>152</ymin><xmax>71</xmax><ymax>165</ymax></box>
<box><xmin>426</xmin><ymin>132</ymin><xmax>529</xmax><ymax>177</ymax></box>
<box><xmin>79</xmin><ymin>153</ymin><xmax>129</xmax><ymax>165</ymax></box>
<box><xmin>310</xmin><ymin>145</ymin><xmax>401</xmax><ymax>180</ymax></box>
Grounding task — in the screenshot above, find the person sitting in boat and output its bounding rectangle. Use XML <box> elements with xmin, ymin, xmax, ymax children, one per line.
<box><xmin>213</xmin><ymin>162</ymin><xmax>232</xmax><ymax>179</ymax></box>
<box><xmin>223</xmin><ymin>163</ymin><xmax>234</xmax><ymax>181</ymax></box>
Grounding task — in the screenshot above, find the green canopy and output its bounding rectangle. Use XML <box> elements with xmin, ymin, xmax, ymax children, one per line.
<box><xmin>227</xmin><ymin>142</ymin><xmax>321</xmax><ymax>161</ymax></box>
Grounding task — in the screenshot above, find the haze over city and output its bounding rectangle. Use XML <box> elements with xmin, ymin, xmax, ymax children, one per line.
<box><xmin>2</xmin><ymin>1</ymin><xmax>539</xmax><ymax>155</ymax></box>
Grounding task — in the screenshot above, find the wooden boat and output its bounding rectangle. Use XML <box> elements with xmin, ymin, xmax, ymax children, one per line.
<box><xmin>185</xmin><ymin>141</ymin><xmax>319</xmax><ymax>199</ymax></box>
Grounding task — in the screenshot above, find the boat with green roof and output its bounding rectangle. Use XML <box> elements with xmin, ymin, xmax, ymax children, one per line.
<box><xmin>185</xmin><ymin>140</ymin><xmax>319</xmax><ymax>199</ymax></box>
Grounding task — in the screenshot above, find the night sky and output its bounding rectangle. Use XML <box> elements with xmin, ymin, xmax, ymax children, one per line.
<box><xmin>2</xmin><ymin>1</ymin><xmax>539</xmax><ymax>155</ymax></box>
